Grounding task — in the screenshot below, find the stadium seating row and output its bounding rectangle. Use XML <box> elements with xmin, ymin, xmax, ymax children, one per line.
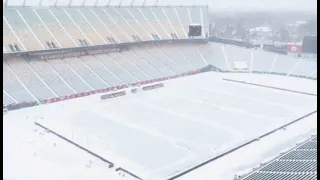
<box><xmin>239</xmin><ymin>136</ymin><xmax>317</xmax><ymax>180</ymax></box>
<box><xmin>3</xmin><ymin>43</ymin><xmax>205</xmax><ymax>105</ymax></box>
<box><xmin>3</xmin><ymin>43</ymin><xmax>317</xmax><ymax>107</ymax></box>
<box><xmin>3</xmin><ymin>6</ymin><xmax>209</xmax><ymax>51</ymax></box>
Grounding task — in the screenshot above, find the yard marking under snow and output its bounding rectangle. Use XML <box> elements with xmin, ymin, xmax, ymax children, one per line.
<box><xmin>223</xmin><ymin>78</ymin><xmax>317</xmax><ymax>97</ymax></box>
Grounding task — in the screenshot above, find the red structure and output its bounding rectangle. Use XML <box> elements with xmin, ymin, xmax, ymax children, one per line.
<box><xmin>287</xmin><ymin>44</ymin><xmax>302</xmax><ymax>54</ymax></box>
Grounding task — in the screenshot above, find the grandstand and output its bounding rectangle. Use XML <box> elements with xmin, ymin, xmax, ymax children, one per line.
<box><xmin>3</xmin><ymin>5</ymin><xmax>209</xmax><ymax>51</ymax></box>
<box><xmin>239</xmin><ymin>135</ymin><xmax>317</xmax><ymax>180</ymax></box>
<box><xmin>3</xmin><ymin>1</ymin><xmax>317</xmax><ymax>180</ymax></box>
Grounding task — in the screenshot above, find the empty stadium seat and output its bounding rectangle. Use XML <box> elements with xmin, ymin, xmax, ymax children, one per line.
<box><xmin>251</xmin><ymin>50</ymin><xmax>276</xmax><ymax>73</ymax></box>
<box><xmin>143</xmin><ymin>45</ymin><xmax>184</xmax><ymax>74</ymax></box>
<box><xmin>3</xmin><ymin>62</ymin><xmax>35</xmax><ymax>102</ymax></box>
<box><xmin>108</xmin><ymin>52</ymin><xmax>152</xmax><ymax>81</ymax></box>
<box><xmin>47</xmin><ymin>59</ymin><xmax>94</xmax><ymax>92</ymax></box>
<box><xmin>28</xmin><ymin>60</ymin><xmax>75</xmax><ymax>96</ymax></box>
<box><xmin>138</xmin><ymin>7</ymin><xmax>170</xmax><ymax>40</ymax></box>
<box><xmin>34</xmin><ymin>8</ymin><xmax>78</xmax><ymax>48</ymax></box>
<box><xmin>121</xmin><ymin>50</ymin><xmax>164</xmax><ymax>79</ymax></box>
<box><xmin>241</xmin><ymin>136</ymin><xmax>317</xmax><ymax>180</ymax></box>
<box><xmin>95</xmin><ymin>54</ymin><xmax>138</xmax><ymax>84</ymax></box>
<box><xmin>17</xmin><ymin>7</ymin><xmax>60</xmax><ymax>50</ymax></box>
<box><xmin>158</xmin><ymin>44</ymin><xmax>195</xmax><ymax>72</ymax></box>
<box><xmin>132</xmin><ymin>46</ymin><xmax>176</xmax><ymax>76</ymax></box>
<box><xmin>5</xmin><ymin>58</ymin><xmax>56</xmax><ymax>100</ymax></box>
<box><xmin>162</xmin><ymin>7</ymin><xmax>187</xmax><ymax>39</ymax></box>
<box><xmin>197</xmin><ymin>43</ymin><xmax>230</xmax><ymax>71</ymax></box>
<box><xmin>177</xmin><ymin>44</ymin><xmax>208</xmax><ymax>68</ymax></box>
<box><xmin>80</xmin><ymin>56</ymin><xmax>125</xmax><ymax>87</ymax></box>
<box><xmin>64</xmin><ymin>57</ymin><xmax>110</xmax><ymax>89</ymax></box>
<box><xmin>270</xmin><ymin>55</ymin><xmax>299</xmax><ymax>75</ymax></box>
<box><xmin>4</xmin><ymin>8</ymin><xmax>44</xmax><ymax>51</ymax></box>
<box><xmin>289</xmin><ymin>59</ymin><xmax>317</xmax><ymax>78</ymax></box>
<box><xmin>64</xmin><ymin>8</ymin><xmax>107</xmax><ymax>45</ymax></box>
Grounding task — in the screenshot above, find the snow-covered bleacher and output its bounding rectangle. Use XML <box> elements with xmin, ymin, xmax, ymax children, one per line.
<box><xmin>3</xmin><ymin>3</ymin><xmax>318</xmax><ymax>180</ymax></box>
<box><xmin>3</xmin><ymin>44</ymin><xmax>202</xmax><ymax>106</ymax></box>
<box><xmin>5</xmin><ymin>58</ymin><xmax>55</xmax><ymax>101</ymax></box>
<box><xmin>47</xmin><ymin>58</ymin><xmax>95</xmax><ymax>92</ymax></box>
<box><xmin>28</xmin><ymin>60</ymin><xmax>76</xmax><ymax>96</ymax></box>
<box><xmin>142</xmin><ymin>45</ymin><xmax>185</xmax><ymax>74</ymax></box>
<box><xmin>3</xmin><ymin>6</ymin><xmax>209</xmax><ymax>51</ymax></box>
<box><xmin>199</xmin><ymin>43</ymin><xmax>317</xmax><ymax>78</ymax></box>
<box><xmin>159</xmin><ymin>44</ymin><xmax>196</xmax><ymax>72</ymax></box>
<box><xmin>239</xmin><ymin>135</ymin><xmax>317</xmax><ymax>180</ymax></box>
<box><xmin>3</xmin><ymin>5</ymin><xmax>317</xmax><ymax>109</ymax></box>
<box><xmin>3</xmin><ymin>42</ymin><xmax>318</xmax><ymax>107</ymax></box>
<box><xmin>132</xmin><ymin>45</ymin><xmax>177</xmax><ymax>76</ymax></box>
<box><xmin>3</xmin><ymin>61</ymin><xmax>35</xmax><ymax>103</ymax></box>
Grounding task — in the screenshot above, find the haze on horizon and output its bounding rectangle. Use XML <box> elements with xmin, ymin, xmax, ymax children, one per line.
<box><xmin>4</xmin><ymin>0</ymin><xmax>317</xmax><ymax>13</ymax></box>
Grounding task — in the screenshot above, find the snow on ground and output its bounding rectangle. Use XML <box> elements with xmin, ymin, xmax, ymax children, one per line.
<box><xmin>222</xmin><ymin>73</ymin><xmax>317</xmax><ymax>95</ymax></box>
<box><xmin>3</xmin><ymin>114</ymin><xmax>123</xmax><ymax>180</ymax></box>
<box><xmin>3</xmin><ymin>72</ymin><xmax>317</xmax><ymax>180</ymax></box>
<box><xmin>177</xmin><ymin>111</ymin><xmax>317</xmax><ymax>180</ymax></box>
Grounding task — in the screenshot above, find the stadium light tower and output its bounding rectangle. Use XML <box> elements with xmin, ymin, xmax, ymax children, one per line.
<box><xmin>155</xmin><ymin>0</ymin><xmax>158</xmax><ymax>6</ymax></box>
<box><xmin>142</xmin><ymin>0</ymin><xmax>146</xmax><ymax>6</ymax></box>
<box><xmin>22</xmin><ymin>0</ymin><xmax>26</xmax><ymax>6</ymax></box>
<box><xmin>54</xmin><ymin>0</ymin><xmax>58</xmax><ymax>6</ymax></box>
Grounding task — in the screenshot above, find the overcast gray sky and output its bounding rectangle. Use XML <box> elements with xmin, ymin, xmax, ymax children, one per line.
<box><xmin>5</xmin><ymin>0</ymin><xmax>317</xmax><ymax>12</ymax></box>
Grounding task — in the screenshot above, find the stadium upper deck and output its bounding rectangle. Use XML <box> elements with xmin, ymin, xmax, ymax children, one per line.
<box><xmin>3</xmin><ymin>5</ymin><xmax>209</xmax><ymax>52</ymax></box>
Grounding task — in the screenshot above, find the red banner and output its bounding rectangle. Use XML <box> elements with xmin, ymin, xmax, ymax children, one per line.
<box><xmin>37</xmin><ymin>69</ymin><xmax>202</xmax><ymax>105</ymax></box>
<box><xmin>287</xmin><ymin>44</ymin><xmax>302</xmax><ymax>53</ymax></box>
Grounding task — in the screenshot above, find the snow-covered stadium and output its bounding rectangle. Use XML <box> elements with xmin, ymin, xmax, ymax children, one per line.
<box><xmin>3</xmin><ymin>1</ymin><xmax>317</xmax><ymax>180</ymax></box>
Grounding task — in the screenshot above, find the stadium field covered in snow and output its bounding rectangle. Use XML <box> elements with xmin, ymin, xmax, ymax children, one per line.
<box><xmin>4</xmin><ymin>73</ymin><xmax>317</xmax><ymax>180</ymax></box>
<box><xmin>3</xmin><ymin>1</ymin><xmax>317</xmax><ymax>180</ymax></box>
